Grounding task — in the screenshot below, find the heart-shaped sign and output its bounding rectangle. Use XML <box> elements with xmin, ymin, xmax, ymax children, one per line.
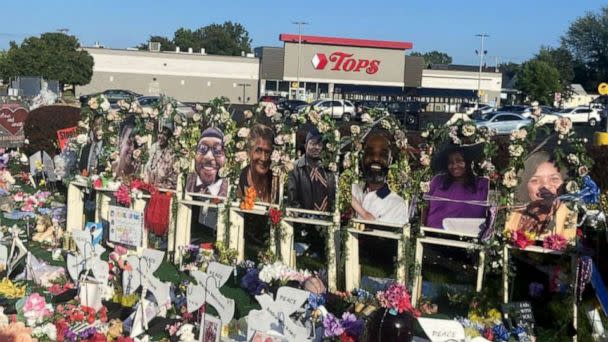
<box><xmin>0</xmin><ymin>106</ymin><xmax>27</xmax><ymax>135</ymax></box>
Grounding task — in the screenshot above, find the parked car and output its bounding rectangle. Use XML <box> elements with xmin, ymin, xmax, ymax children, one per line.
<box><xmin>298</xmin><ymin>99</ymin><xmax>356</xmax><ymax>121</ymax></box>
<box><xmin>387</xmin><ymin>101</ymin><xmax>424</xmax><ymax>128</ymax></box>
<box><xmin>498</xmin><ymin>105</ymin><xmax>532</xmax><ymax>117</ymax></box>
<box><xmin>137</xmin><ymin>96</ymin><xmax>195</xmax><ymax>117</ymax></box>
<box><xmin>80</xmin><ymin>89</ymin><xmax>142</xmax><ymax>105</ymax></box>
<box><xmin>277</xmin><ymin>99</ymin><xmax>308</xmax><ymax>114</ymax></box>
<box><xmin>555</xmin><ymin>106</ymin><xmax>602</xmax><ymax>126</ymax></box>
<box><xmin>259</xmin><ymin>95</ymin><xmax>287</xmax><ymax>104</ymax></box>
<box><xmin>354</xmin><ymin>100</ymin><xmax>386</xmax><ymax>113</ymax></box>
<box><xmin>475</xmin><ymin>112</ymin><xmax>532</xmax><ymax>135</ymax></box>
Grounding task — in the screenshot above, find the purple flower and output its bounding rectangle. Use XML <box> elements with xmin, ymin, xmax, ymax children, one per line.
<box><xmin>341</xmin><ymin>312</ymin><xmax>364</xmax><ymax>337</ymax></box>
<box><xmin>240</xmin><ymin>268</ymin><xmax>267</xmax><ymax>295</ymax></box>
<box><xmin>528</xmin><ymin>282</ymin><xmax>544</xmax><ymax>298</ymax></box>
<box><xmin>323</xmin><ymin>313</ymin><xmax>344</xmax><ymax>337</ymax></box>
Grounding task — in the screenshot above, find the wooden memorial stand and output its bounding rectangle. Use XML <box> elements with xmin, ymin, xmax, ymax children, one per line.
<box><xmin>344</xmin><ymin>218</ymin><xmax>410</xmax><ymax>292</ymax></box>
<box><xmin>501</xmin><ymin>242</ymin><xmax>578</xmax><ymax>341</ymax></box>
<box><xmin>411</xmin><ymin>225</ymin><xmax>486</xmax><ymax>307</ymax></box>
<box><xmin>66</xmin><ymin>180</ymin><xmax>88</xmax><ymax>233</ymax></box>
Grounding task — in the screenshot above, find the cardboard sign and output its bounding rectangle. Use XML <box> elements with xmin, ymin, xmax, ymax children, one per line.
<box><xmin>501</xmin><ymin>301</ymin><xmax>535</xmax><ymax>338</ymax></box>
<box><xmin>109</xmin><ymin>206</ymin><xmax>144</xmax><ymax>248</ymax></box>
<box><xmin>57</xmin><ymin>126</ymin><xmax>78</xmax><ymax>150</ymax></box>
<box><xmin>417</xmin><ymin>317</ymin><xmax>465</xmax><ymax>341</ymax></box>
<box><xmin>0</xmin><ymin>104</ymin><xmax>27</xmax><ymax>148</ymax></box>
<box><xmin>29</xmin><ymin>151</ymin><xmax>57</xmax><ymax>182</ymax></box>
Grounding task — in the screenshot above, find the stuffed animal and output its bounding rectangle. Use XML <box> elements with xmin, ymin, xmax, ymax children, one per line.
<box><xmin>32</xmin><ymin>215</ymin><xmax>54</xmax><ymax>244</ymax></box>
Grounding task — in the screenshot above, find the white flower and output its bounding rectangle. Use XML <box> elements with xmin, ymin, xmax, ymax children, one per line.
<box><xmin>328</xmin><ymin>162</ymin><xmax>337</xmax><ymax>172</ymax></box>
<box><xmin>218</xmin><ymin>167</ymin><xmax>228</xmax><ymax>178</ymax></box>
<box><xmin>33</xmin><ymin>322</ymin><xmax>57</xmax><ymax>340</ymax></box>
<box><xmin>360</xmin><ymin>113</ymin><xmax>372</xmax><ymax>123</ymax></box>
<box><xmin>578</xmin><ymin>165</ymin><xmax>589</xmax><ymax>176</ymax></box>
<box><xmin>420</xmin><ymin>181</ymin><xmax>430</xmax><ymax>193</ymax></box>
<box><xmin>77</xmin><ymin>120</ymin><xmax>87</xmax><ymax>128</ymax></box>
<box><xmin>237</xmin><ymin>127</ymin><xmax>250</xmax><ymax>138</ymax></box>
<box><xmin>502</xmin><ymin>169</ymin><xmax>518</xmax><ymax>188</ymax></box>
<box><xmin>555</xmin><ymin>117</ymin><xmax>573</xmax><ymax>135</ymax></box>
<box><xmin>380</xmin><ymin>119</ymin><xmax>391</xmax><ymax>129</ymax></box>
<box><xmin>244</xmin><ymin>110</ymin><xmax>254</xmax><ymax>119</ymax></box>
<box><xmin>76</xmin><ymin>134</ymin><xmax>88</xmax><ymax>145</ymax></box>
<box><xmin>462</xmin><ymin>124</ymin><xmax>476</xmax><ymax>137</ymax></box>
<box><xmin>19</xmin><ymin>153</ymin><xmax>28</xmax><ymax>164</ymax></box>
<box><xmin>163</xmin><ymin>103</ymin><xmax>174</xmax><ymax>117</ymax></box>
<box><xmin>134</xmin><ymin>135</ymin><xmax>149</xmax><ymax>146</ymax></box>
<box><xmin>100</xmin><ymin>98</ymin><xmax>111</xmax><ymax>111</ymax></box>
<box><xmin>264</xmin><ymin>103</ymin><xmax>277</xmax><ymax>117</ymax></box>
<box><xmin>566</xmin><ymin>180</ymin><xmax>580</xmax><ymax>193</ymax></box>
<box><xmin>274</xmin><ymin>135</ymin><xmax>284</xmax><ymax>145</ymax></box>
<box><xmin>141</xmin><ymin>107</ymin><xmax>153</xmax><ymax>118</ymax></box>
<box><xmin>192</xmin><ymin>113</ymin><xmax>202</xmax><ymax>122</ymax></box>
<box><xmin>195</xmin><ymin>103</ymin><xmax>204</xmax><ymax>112</ymax></box>
<box><xmin>421</xmin><ymin>131</ymin><xmax>429</xmax><ymax>138</ymax></box>
<box><xmin>270</xmin><ymin>150</ymin><xmax>281</xmax><ymax>163</ymax></box>
<box><xmin>566</xmin><ymin>153</ymin><xmax>580</xmax><ymax>165</ymax></box>
<box><xmin>235</xmin><ymin>151</ymin><xmax>248</xmax><ymax>163</ymax></box>
<box><xmin>510</xmin><ymin>129</ymin><xmax>528</xmax><ymax>141</ymax></box>
<box><xmin>508</xmin><ymin>145</ymin><xmax>524</xmax><ymax>157</ymax></box>
<box><xmin>88</xmin><ymin>97</ymin><xmax>99</xmax><ymax>109</ymax></box>
<box><xmin>107</xmin><ymin>109</ymin><xmax>119</xmax><ymax>121</ymax></box>
<box><xmin>343</xmin><ymin>153</ymin><xmax>351</xmax><ymax>169</ymax></box>
<box><xmin>481</xmin><ymin>160</ymin><xmax>495</xmax><ymax>172</ymax></box>
<box><xmin>308</xmin><ymin>110</ymin><xmax>321</xmax><ymax>124</ymax></box>
<box><xmin>130</xmin><ymin>101</ymin><xmax>143</xmax><ymax>114</ymax></box>
<box><xmin>236</xmin><ymin>141</ymin><xmax>245</xmax><ymax>150</ymax></box>
<box><xmin>177</xmin><ymin>323</ymin><xmax>196</xmax><ymax>342</ymax></box>
<box><xmin>318</xmin><ymin>121</ymin><xmax>330</xmax><ymax>133</ymax></box>
<box><xmin>350</xmin><ymin>125</ymin><xmax>361</xmax><ymax>135</ymax></box>
<box><xmin>117</xmin><ymin>99</ymin><xmax>130</xmax><ymax>110</ymax></box>
<box><xmin>290</xmin><ymin>113</ymin><xmax>298</xmax><ymax>122</ymax></box>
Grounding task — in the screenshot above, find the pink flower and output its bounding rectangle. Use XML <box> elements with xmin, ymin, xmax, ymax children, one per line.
<box><xmin>543</xmin><ymin>234</ymin><xmax>568</xmax><ymax>251</ymax></box>
<box><xmin>23</xmin><ymin>293</ymin><xmax>47</xmax><ymax>313</ymax></box>
<box><xmin>511</xmin><ymin>229</ymin><xmax>533</xmax><ymax>249</ymax></box>
<box><xmin>114</xmin><ymin>184</ymin><xmax>132</xmax><ymax>206</ymax></box>
<box><xmin>114</xmin><ymin>245</ymin><xmax>128</xmax><ymax>255</ymax></box>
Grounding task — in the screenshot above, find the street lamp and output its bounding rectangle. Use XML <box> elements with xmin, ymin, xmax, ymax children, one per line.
<box><xmin>475</xmin><ymin>33</ymin><xmax>489</xmax><ymax>107</ymax></box>
<box><xmin>237</xmin><ymin>83</ymin><xmax>251</xmax><ymax>104</ymax></box>
<box><xmin>292</xmin><ymin>21</ymin><xmax>309</xmax><ymax>100</ymax></box>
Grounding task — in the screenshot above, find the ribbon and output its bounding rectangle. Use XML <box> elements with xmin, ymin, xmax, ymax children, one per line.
<box><xmin>492</xmin><ymin>324</ymin><xmax>511</xmax><ymax>342</ymax></box>
<box><xmin>559</xmin><ymin>175</ymin><xmax>600</xmax><ymax>205</ymax></box>
<box><xmin>591</xmin><ymin>261</ymin><xmax>608</xmax><ymax>316</ymax></box>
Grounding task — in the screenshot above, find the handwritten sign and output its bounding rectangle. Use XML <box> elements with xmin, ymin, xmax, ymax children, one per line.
<box><xmin>417</xmin><ymin>317</ymin><xmax>465</xmax><ymax>341</ymax></box>
<box><xmin>57</xmin><ymin>126</ymin><xmax>78</xmax><ymax>150</ymax></box>
<box><xmin>501</xmin><ymin>301</ymin><xmax>535</xmax><ymax>338</ymax></box>
<box><xmin>109</xmin><ymin>206</ymin><xmax>144</xmax><ymax>248</ymax></box>
<box><xmin>0</xmin><ymin>104</ymin><xmax>27</xmax><ymax>148</ymax></box>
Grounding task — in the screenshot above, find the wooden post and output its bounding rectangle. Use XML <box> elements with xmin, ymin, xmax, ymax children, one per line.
<box><xmin>173</xmin><ymin>188</ymin><xmax>191</xmax><ymax>264</ymax></box>
<box><xmin>344</xmin><ymin>224</ymin><xmax>361</xmax><ymax>291</ymax></box>
<box><xmin>230</xmin><ymin>209</ymin><xmax>245</xmax><ymax>261</ymax></box>
<box><xmin>279</xmin><ymin>220</ymin><xmax>294</xmax><ymax>267</ymax></box>
<box><xmin>66</xmin><ymin>182</ymin><xmax>85</xmax><ymax>232</ymax></box>
<box><xmin>412</xmin><ymin>239</ymin><xmax>424</xmax><ymax>307</ymax></box>
<box><xmin>502</xmin><ymin>245</ymin><xmax>509</xmax><ymax>304</ymax></box>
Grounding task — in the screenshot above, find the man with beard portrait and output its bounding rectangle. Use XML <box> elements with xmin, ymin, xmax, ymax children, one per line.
<box><xmin>186</xmin><ymin>127</ymin><xmax>228</xmax><ymax>196</ymax></box>
<box><xmin>351</xmin><ymin>127</ymin><xmax>408</xmax><ymax>225</ymax></box>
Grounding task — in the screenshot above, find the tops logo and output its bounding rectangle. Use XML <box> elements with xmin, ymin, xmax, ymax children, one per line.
<box><xmin>311</xmin><ymin>52</ymin><xmax>380</xmax><ymax>74</ymax></box>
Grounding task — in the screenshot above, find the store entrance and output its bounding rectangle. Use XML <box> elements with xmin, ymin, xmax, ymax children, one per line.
<box><xmin>289</xmin><ymin>85</ymin><xmax>306</xmax><ymax>100</ymax></box>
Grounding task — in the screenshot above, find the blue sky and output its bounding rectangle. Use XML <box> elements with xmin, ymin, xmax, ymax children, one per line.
<box><xmin>0</xmin><ymin>0</ymin><xmax>602</xmax><ymax>65</ymax></box>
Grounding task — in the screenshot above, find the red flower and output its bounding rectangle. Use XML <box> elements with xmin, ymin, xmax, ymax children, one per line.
<box><xmin>543</xmin><ymin>234</ymin><xmax>568</xmax><ymax>251</ymax></box>
<box><xmin>117</xmin><ymin>337</ymin><xmax>135</xmax><ymax>342</ymax></box>
<box><xmin>87</xmin><ymin>332</ymin><xmax>107</xmax><ymax>342</ymax></box>
<box><xmin>483</xmin><ymin>327</ymin><xmax>494</xmax><ymax>340</ymax></box>
<box><xmin>200</xmin><ymin>243</ymin><xmax>214</xmax><ymax>250</ymax></box>
<box><xmin>340</xmin><ymin>332</ymin><xmax>356</xmax><ymax>342</ymax></box>
<box><xmin>577</xmin><ymin>228</ymin><xmax>583</xmax><ymax>238</ymax></box>
<box><xmin>93</xmin><ymin>178</ymin><xmax>103</xmax><ymax>189</ymax></box>
<box><xmin>511</xmin><ymin>229</ymin><xmax>533</xmax><ymax>249</ymax></box>
<box><xmin>269</xmin><ymin>207</ymin><xmax>282</xmax><ymax>225</ymax></box>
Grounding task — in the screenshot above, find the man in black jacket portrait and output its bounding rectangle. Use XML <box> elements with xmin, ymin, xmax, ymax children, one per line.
<box><xmin>78</xmin><ymin>115</ymin><xmax>104</xmax><ymax>175</ymax></box>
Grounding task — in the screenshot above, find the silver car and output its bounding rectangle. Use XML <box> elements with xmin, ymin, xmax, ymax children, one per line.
<box><xmin>475</xmin><ymin>112</ymin><xmax>532</xmax><ymax>135</ymax></box>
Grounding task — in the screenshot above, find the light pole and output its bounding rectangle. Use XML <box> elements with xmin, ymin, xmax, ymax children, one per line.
<box><xmin>292</xmin><ymin>21</ymin><xmax>309</xmax><ymax>100</ymax></box>
<box><xmin>237</xmin><ymin>83</ymin><xmax>251</xmax><ymax>104</ymax></box>
<box><xmin>475</xmin><ymin>33</ymin><xmax>489</xmax><ymax>107</ymax></box>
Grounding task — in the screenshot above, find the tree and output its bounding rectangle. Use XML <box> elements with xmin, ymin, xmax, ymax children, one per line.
<box><xmin>516</xmin><ymin>60</ymin><xmax>562</xmax><ymax>104</ymax></box>
<box><xmin>0</xmin><ymin>33</ymin><xmax>93</xmax><ymax>89</ymax></box>
<box><xmin>410</xmin><ymin>50</ymin><xmax>453</xmax><ymax>66</ymax></box>
<box><xmin>137</xmin><ymin>35</ymin><xmax>176</xmax><ymax>51</ymax></box>
<box><xmin>534</xmin><ymin>46</ymin><xmax>575</xmax><ymax>98</ymax></box>
<box><xmin>562</xmin><ymin>6</ymin><xmax>608</xmax><ymax>90</ymax></box>
<box><xmin>138</xmin><ymin>21</ymin><xmax>252</xmax><ymax>56</ymax></box>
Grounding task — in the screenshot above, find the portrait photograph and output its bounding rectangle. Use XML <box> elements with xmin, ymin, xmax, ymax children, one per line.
<box><xmin>423</xmin><ymin>144</ymin><xmax>490</xmax><ymax>232</ymax></box>
<box><xmin>142</xmin><ymin>123</ymin><xmax>178</xmax><ymax>190</ymax></box>
<box><xmin>112</xmin><ymin>116</ymin><xmax>140</xmax><ymax>179</ymax></box>
<box><xmin>185</xmin><ymin>126</ymin><xmax>229</xmax><ymax>197</ymax></box>
<box><xmin>505</xmin><ymin>150</ymin><xmax>577</xmax><ymax>242</ymax></box>
<box><xmin>351</xmin><ymin>127</ymin><xmax>408</xmax><ymax>226</ymax></box>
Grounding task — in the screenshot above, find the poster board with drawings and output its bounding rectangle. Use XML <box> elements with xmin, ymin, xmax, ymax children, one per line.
<box><xmin>109</xmin><ymin>205</ymin><xmax>144</xmax><ymax>248</ymax></box>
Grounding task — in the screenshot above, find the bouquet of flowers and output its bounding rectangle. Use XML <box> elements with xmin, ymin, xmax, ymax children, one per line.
<box><xmin>375</xmin><ymin>282</ymin><xmax>420</xmax><ymax>317</ymax></box>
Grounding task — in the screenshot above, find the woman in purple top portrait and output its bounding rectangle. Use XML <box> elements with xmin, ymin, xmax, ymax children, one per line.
<box><xmin>423</xmin><ymin>145</ymin><xmax>489</xmax><ymax>229</ymax></box>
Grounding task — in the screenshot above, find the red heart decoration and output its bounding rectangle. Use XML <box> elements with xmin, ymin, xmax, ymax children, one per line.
<box><xmin>0</xmin><ymin>106</ymin><xmax>28</xmax><ymax>135</ymax></box>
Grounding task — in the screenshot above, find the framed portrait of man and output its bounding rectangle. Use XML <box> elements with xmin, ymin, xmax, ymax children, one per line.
<box><xmin>142</xmin><ymin>123</ymin><xmax>178</xmax><ymax>190</ymax></box>
<box><xmin>185</xmin><ymin>126</ymin><xmax>229</xmax><ymax>197</ymax></box>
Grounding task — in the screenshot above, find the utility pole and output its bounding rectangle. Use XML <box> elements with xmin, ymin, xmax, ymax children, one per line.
<box><xmin>292</xmin><ymin>21</ymin><xmax>309</xmax><ymax>100</ymax></box>
<box><xmin>475</xmin><ymin>33</ymin><xmax>489</xmax><ymax>107</ymax></box>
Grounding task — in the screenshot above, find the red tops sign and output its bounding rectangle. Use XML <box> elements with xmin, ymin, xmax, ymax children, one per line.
<box><xmin>311</xmin><ymin>52</ymin><xmax>380</xmax><ymax>74</ymax></box>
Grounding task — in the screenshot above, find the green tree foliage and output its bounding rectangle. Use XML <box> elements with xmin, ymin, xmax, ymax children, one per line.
<box><xmin>0</xmin><ymin>33</ymin><xmax>93</xmax><ymax>88</ymax></box>
<box><xmin>410</xmin><ymin>50</ymin><xmax>453</xmax><ymax>66</ymax></box>
<box><xmin>138</xmin><ymin>21</ymin><xmax>252</xmax><ymax>56</ymax></box>
<box><xmin>137</xmin><ymin>35</ymin><xmax>176</xmax><ymax>51</ymax></box>
<box><xmin>516</xmin><ymin>60</ymin><xmax>562</xmax><ymax>104</ymax></box>
<box><xmin>533</xmin><ymin>46</ymin><xmax>575</xmax><ymax>98</ymax></box>
<box><xmin>562</xmin><ymin>6</ymin><xmax>608</xmax><ymax>90</ymax></box>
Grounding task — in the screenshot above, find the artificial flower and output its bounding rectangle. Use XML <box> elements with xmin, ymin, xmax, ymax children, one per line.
<box><xmin>543</xmin><ymin>233</ymin><xmax>568</xmax><ymax>251</ymax></box>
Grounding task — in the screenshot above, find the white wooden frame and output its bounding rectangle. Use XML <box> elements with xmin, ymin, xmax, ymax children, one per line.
<box><xmin>501</xmin><ymin>243</ymin><xmax>578</xmax><ymax>341</ymax></box>
<box><xmin>344</xmin><ymin>218</ymin><xmax>410</xmax><ymax>292</ymax></box>
<box><xmin>411</xmin><ymin>226</ymin><xmax>486</xmax><ymax>307</ymax></box>
<box><xmin>282</xmin><ymin>207</ymin><xmax>339</xmax><ymax>291</ymax></box>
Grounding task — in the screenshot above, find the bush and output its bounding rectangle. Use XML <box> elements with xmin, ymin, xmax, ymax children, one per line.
<box><xmin>23</xmin><ymin>104</ymin><xmax>81</xmax><ymax>157</ymax></box>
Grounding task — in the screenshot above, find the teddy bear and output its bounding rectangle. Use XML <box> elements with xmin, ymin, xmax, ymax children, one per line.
<box><xmin>32</xmin><ymin>215</ymin><xmax>55</xmax><ymax>244</ymax></box>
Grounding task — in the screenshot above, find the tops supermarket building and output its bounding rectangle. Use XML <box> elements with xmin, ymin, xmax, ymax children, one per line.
<box><xmin>79</xmin><ymin>33</ymin><xmax>503</xmax><ymax>110</ymax></box>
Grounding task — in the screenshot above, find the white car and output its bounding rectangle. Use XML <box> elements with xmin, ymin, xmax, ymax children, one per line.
<box><xmin>299</xmin><ymin>99</ymin><xmax>356</xmax><ymax>121</ymax></box>
<box><xmin>137</xmin><ymin>96</ymin><xmax>195</xmax><ymax>118</ymax></box>
<box><xmin>555</xmin><ymin>106</ymin><xmax>602</xmax><ymax>126</ymax></box>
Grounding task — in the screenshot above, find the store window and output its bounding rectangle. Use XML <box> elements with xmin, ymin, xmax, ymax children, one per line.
<box><xmin>265</xmin><ymin>80</ymin><xmax>277</xmax><ymax>92</ymax></box>
<box><xmin>278</xmin><ymin>81</ymin><xmax>289</xmax><ymax>92</ymax></box>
